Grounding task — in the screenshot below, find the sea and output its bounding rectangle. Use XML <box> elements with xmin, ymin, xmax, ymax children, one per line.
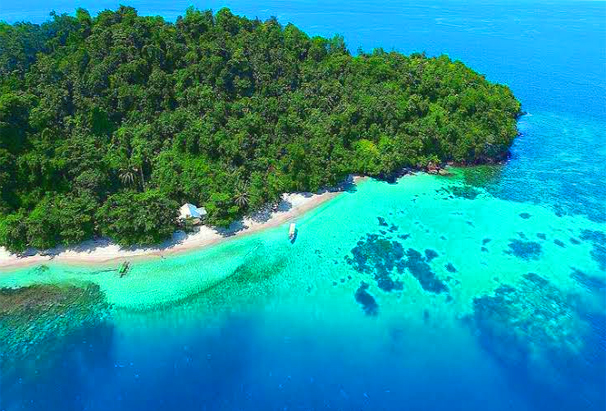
<box><xmin>0</xmin><ymin>1</ymin><xmax>605</xmax><ymax>410</ymax></box>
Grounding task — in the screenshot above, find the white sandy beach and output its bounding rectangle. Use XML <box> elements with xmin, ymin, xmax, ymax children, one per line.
<box><xmin>0</xmin><ymin>186</ymin><xmax>355</xmax><ymax>271</ymax></box>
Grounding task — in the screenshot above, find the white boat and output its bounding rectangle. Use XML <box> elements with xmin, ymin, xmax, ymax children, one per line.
<box><xmin>289</xmin><ymin>223</ymin><xmax>297</xmax><ymax>242</ymax></box>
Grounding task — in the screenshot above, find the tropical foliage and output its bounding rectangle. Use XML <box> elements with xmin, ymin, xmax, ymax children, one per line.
<box><xmin>0</xmin><ymin>7</ymin><xmax>521</xmax><ymax>251</ymax></box>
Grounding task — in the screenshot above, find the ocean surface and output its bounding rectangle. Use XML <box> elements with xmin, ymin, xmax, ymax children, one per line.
<box><xmin>1</xmin><ymin>1</ymin><xmax>605</xmax><ymax>410</ymax></box>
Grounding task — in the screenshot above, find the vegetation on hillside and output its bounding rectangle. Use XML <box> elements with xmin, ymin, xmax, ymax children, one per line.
<box><xmin>0</xmin><ymin>7</ymin><xmax>521</xmax><ymax>252</ymax></box>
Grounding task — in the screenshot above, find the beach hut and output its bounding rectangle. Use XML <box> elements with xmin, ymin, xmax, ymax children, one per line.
<box><xmin>179</xmin><ymin>203</ymin><xmax>208</xmax><ymax>224</ymax></box>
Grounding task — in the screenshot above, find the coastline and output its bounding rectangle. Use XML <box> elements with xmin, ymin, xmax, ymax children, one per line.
<box><xmin>0</xmin><ymin>178</ymin><xmax>364</xmax><ymax>272</ymax></box>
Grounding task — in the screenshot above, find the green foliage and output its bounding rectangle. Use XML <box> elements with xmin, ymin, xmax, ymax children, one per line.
<box><xmin>0</xmin><ymin>212</ymin><xmax>28</xmax><ymax>253</ymax></box>
<box><xmin>96</xmin><ymin>190</ymin><xmax>178</xmax><ymax>246</ymax></box>
<box><xmin>0</xmin><ymin>7</ymin><xmax>521</xmax><ymax>252</ymax></box>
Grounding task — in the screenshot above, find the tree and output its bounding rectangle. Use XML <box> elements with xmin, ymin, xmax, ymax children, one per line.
<box><xmin>96</xmin><ymin>190</ymin><xmax>178</xmax><ymax>246</ymax></box>
<box><xmin>0</xmin><ymin>7</ymin><xmax>521</xmax><ymax>251</ymax></box>
<box><xmin>233</xmin><ymin>181</ymin><xmax>250</xmax><ymax>207</ymax></box>
<box><xmin>0</xmin><ymin>212</ymin><xmax>28</xmax><ymax>253</ymax></box>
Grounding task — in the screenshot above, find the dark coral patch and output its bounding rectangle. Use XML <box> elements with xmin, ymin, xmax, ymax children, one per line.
<box><xmin>570</xmin><ymin>268</ymin><xmax>606</xmax><ymax>292</ymax></box>
<box><xmin>580</xmin><ymin>229</ymin><xmax>606</xmax><ymax>244</ymax></box>
<box><xmin>579</xmin><ymin>230</ymin><xmax>606</xmax><ymax>271</ymax></box>
<box><xmin>447</xmin><ymin>185</ymin><xmax>482</xmax><ymax>200</ymax></box>
<box><xmin>400</xmin><ymin>249</ymin><xmax>448</xmax><ymax>293</ymax></box>
<box><xmin>346</xmin><ymin>233</ymin><xmax>446</xmax><ymax>294</ymax></box>
<box><xmin>554</xmin><ymin>239</ymin><xmax>565</xmax><ymax>248</ymax></box>
<box><xmin>570</xmin><ymin>237</ymin><xmax>581</xmax><ymax>245</ymax></box>
<box><xmin>537</xmin><ymin>233</ymin><xmax>546</xmax><ymax>240</ymax></box>
<box><xmin>346</xmin><ymin>234</ymin><xmax>404</xmax><ymax>275</ymax></box>
<box><xmin>0</xmin><ymin>284</ymin><xmax>109</xmax><ymax>374</ymax></box>
<box><xmin>481</xmin><ymin>247</ymin><xmax>489</xmax><ymax>252</ymax></box>
<box><xmin>345</xmin><ymin>233</ymin><xmax>404</xmax><ymax>292</ymax></box>
<box><xmin>376</xmin><ymin>277</ymin><xmax>403</xmax><ymax>292</ymax></box>
<box><xmin>377</xmin><ymin>217</ymin><xmax>388</xmax><ymax>227</ymax></box>
<box><xmin>398</xmin><ymin>234</ymin><xmax>411</xmax><ymax>240</ymax></box>
<box><xmin>519</xmin><ymin>212</ymin><xmax>532</xmax><ymax>219</ymax></box>
<box><xmin>355</xmin><ymin>282</ymin><xmax>378</xmax><ymax>316</ymax></box>
<box><xmin>424</xmin><ymin>249</ymin><xmax>439</xmax><ymax>262</ymax></box>
<box><xmin>388</xmin><ymin>223</ymin><xmax>399</xmax><ymax>233</ymax></box>
<box><xmin>505</xmin><ymin>239</ymin><xmax>542</xmax><ymax>260</ymax></box>
<box><xmin>590</xmin><ymin>245</ymin><xmax>606</xmax><ymax>271</ymax></box>
<box><xmin>445</xmin><ymin>263</ymin><xmax>457</xmax><ymax>273</ymax></box>
<box><xmin>469</xmin><ymin>273</ymin><xmax>582</xmax><ymax>364</ymax></box>
<box><xmin>468</xmin><ymin>273</ymin><xmax>605</xmax><ymax>409</ymax></box>
<box><xmin>482</xmin><ymin>238</ymin><xmax>492</xmax><ymax>245</ymax></box>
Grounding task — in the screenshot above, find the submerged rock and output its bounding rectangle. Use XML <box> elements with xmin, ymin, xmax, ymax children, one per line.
<box><xmin>447</xmin><ymin>185</ymin><xmax>482</xmax><ymax>200</ymax></box>
<box><xmin>445</xmin><ymin>263</ymin><xmax>457</xmax><ymax>273</ymax></box>
<box><xmin>468</xmin><ymin>273</ymin><xmax>605</xmax><ymax>409</ymax></box>
<box><xmin>354</xmin><ymin>282</ymin><xmax>378</xmax><ymax>316</ymax></box>
<box><xmin>0</xmin><ymin>283</ymin><xmax>109</xmax><ymax>382</ymax></box>
<box><xmin>345</xmin><ymin>232</ymin><xmax>447</xmax><ymax>294</ymax></box>
<box><xmin>345</xmin><ymin>233</ymin><xmax>404</xmax><ymax>292</ymax></box>
<box><xmin>400</xmin><ymin>249</ymin><xmax>448</xmax><ymax>293</ymax></box>
<box><xmin>570</xmin><ymin>268</ymin><xmax>606</xmax><ymax>292</ymax></box>
<box><xmin>590</xmin><ymin>244</ymin><xmax>606</xmax><ymax>271</ymax></box>
<box><xmin>424</xmin><ymin>249</ymin><xmax>439</xmax><ymax>262</ymax></box>
<box><xmin>580</xmin><ymin>229</ymin><xmax>606</xmax><ymax>244</ymax></box>
<box><xmin>505</xmin><ymin>239</ymin><xmax>542</xmax><ymax>260</ymax></box>
<box><xmin>579</xmin><ymin>229</ymin><xmax>606</xmax><ymax>271</ymax></box>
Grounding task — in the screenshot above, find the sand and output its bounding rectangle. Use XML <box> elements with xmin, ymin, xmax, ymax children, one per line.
<box><xmin>0</xmin><ymin>183</ymin><xmax>358</xmax><ymax>271</ymax></box>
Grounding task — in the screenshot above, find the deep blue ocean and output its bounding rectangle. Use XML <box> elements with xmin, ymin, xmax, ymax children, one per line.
<box><xmin>1</xmin><ymin>1</ymin><xmax>605</xmax><ymax>411</ymax></box>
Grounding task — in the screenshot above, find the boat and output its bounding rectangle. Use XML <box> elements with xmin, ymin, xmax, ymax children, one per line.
<box><xmin>118</xmin><ymin>261</ymin><xmax>131</xmax><ymax>277</ymax></box>
<box><xmin>288</xmin><ymin>222</ymin><xmax>297</xmax><ymax>242</ymax></box>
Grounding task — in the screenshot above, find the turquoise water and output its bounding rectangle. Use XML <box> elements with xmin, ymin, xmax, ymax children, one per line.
<box><xmin>1</xmin><ymin>1</ymin><xmax>605</xmax><ymax>410</ymax></box>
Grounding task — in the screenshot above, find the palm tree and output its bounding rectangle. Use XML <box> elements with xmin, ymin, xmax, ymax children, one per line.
<box><xmin>234</xmin><ymin>181</ymin><xmax>249</xmax><ymax>207</ymax></box>
<box><xmin>118</xmin><ymin>166</ymin><xmax>137</xmax><ymax>187</ymax></box>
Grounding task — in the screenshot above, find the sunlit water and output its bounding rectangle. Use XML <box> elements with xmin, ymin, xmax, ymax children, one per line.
<box><xmin>0</xmin><ymin>1</ymin><xmax>605</xmax><ymax>410</ymax></box>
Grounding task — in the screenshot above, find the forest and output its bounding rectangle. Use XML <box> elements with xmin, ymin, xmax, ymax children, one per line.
<box><xmin>0</xmin><ymin>7</ymin><xmax>521</xmax><ymax>252</ymax></box>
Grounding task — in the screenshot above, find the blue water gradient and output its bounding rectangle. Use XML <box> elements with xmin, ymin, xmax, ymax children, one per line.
<box><xmin>1</xmin><ymin>1</ymin><xmax>605</xmax><ymax>411</ymax></box>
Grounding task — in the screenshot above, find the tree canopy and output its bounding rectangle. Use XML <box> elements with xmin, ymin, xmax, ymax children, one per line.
<box><xmin>0</xmin><ymin>7</ymin><xmax>521</xmax><ymax>252</ymax></box>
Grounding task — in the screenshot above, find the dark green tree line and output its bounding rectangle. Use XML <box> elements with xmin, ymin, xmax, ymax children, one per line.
<box><xmin>0</xmin><ymin>7</ymin><xmax>521</xmax><ymax>252</ymax></box>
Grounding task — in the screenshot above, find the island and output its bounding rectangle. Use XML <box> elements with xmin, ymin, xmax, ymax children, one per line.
<box><xmin>0</xmin><ymin>6</ymin><xmax>521</xmax><ymax>253</ymax></box>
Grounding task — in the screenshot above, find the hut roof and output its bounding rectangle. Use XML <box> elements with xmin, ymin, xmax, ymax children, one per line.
<box><xmin>179</xmin><ymin>203</ymin><xmax>207</xmax><ymax>219</ymax></box>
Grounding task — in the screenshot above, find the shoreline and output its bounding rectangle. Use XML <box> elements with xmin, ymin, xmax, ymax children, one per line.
<box><xmin>0</xmin><ymin>178</ymin><xmax>365</xmax><ymax>272</ymax></box>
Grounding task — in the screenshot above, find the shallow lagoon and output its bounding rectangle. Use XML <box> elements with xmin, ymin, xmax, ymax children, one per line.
<box><xmin>1</xmin><ymin>172</ymin><xmax>605</xmax><ymax>410</ymax></box>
